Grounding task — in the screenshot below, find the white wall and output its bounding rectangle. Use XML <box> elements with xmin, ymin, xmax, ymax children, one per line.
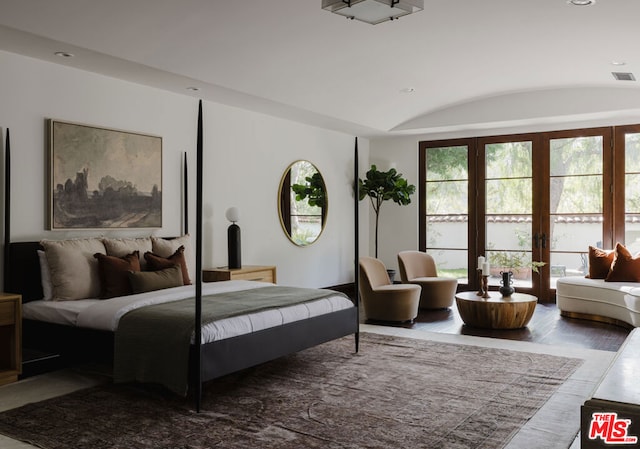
<box><xmin>367</xmin><ymin>136</ymin><xmax>421</xmax><ymax>272</ymax></box>
<box><xmin>0</xmin><ymin>50</ymin><xmax>369</xmax><ymax>289</ymax></box>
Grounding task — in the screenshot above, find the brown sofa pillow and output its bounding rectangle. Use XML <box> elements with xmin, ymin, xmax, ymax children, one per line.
<box><xmin>94</xmin><ymin>251</ymin><xmax>141</xmax><ymax>298</ymax></box>
<box><xmin>128</xmin><ymin>266</ymin><xmax>184</xmax><ymax>294</ymax></box>
<box><xmin>587</xmin><ymin>246</ymin><xmax>615</xmax><ymax>279</ymax></box>
<box><xmin>605</xmin><ymin>243</ymin><xmax>640</xmax><ymax>282</ymax></box>
<box><xmin>144</xmin><ymin>246</ymin><xmax>191</xmax><ymax>285</ymax></box>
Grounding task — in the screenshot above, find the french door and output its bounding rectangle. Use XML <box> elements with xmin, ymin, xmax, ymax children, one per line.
<box><xmin>420</xmin><ymin>127</ymin><xmax>619</xmax><ymax>303</ymax></box>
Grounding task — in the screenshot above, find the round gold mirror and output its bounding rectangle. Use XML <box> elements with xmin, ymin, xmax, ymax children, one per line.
<box><xmin>278</xmin><ymin>160</ymin><xmax>327</xmax><ymax>246</ymax></box>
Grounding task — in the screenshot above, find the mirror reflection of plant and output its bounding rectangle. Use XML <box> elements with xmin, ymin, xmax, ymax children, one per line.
<box><xmin>291</xmin><ymin>172</ymin><xmax>326</xmax><ymax>209</ymax></box>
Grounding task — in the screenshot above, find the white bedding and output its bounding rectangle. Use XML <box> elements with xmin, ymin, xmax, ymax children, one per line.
<box><xmin>23</xmin><ymin>280</ymin><xmax>354</xmax><ymax>344</ymax></box>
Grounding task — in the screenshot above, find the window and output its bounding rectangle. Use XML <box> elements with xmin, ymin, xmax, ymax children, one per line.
<box><xmin>419</xmin><ymin>126</ymin><xmax>628</xmax><ymax>302</ymax></box>
<box><xmin>420</xmin><ymin>141</ymin><xmax>472</xmax><ymax>282</ymax></box>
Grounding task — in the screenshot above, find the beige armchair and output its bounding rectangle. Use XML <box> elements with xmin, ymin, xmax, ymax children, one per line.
<box><xmin>359</xmin><ymin>257</ymin><xmax>421</xmax><ymax>323</ymax></box>
<box><xmin>397</xmin><ymin>251</ymin><xmax>458</xmax><ymax>309</ymax></box>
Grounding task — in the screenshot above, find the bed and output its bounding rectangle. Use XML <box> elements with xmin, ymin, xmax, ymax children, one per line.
<box><xmin>6</xmin><ymin>240</ymin><xmax>358</xmax><ymax>397</ymax></box>
<box><xmin>3</xmin><ymin>102</ymin><xmax>361</xmax><ymax>409</ymax></box>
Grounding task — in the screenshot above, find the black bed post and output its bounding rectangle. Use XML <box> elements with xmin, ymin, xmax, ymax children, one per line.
<box><xmin>184</xmin><ymin>151</ymin><xmax>189</xmax><ymax>236</ymax></box>
<box><xmin>3</xmin><ymin>129</ymin><xmax>10</xmax><ymax>291</ymax></box>
<box><xmin>194</xmin><ymin>101</ymin><xmax>203</xmax><ymax>412</ymax></box>
<box><xmin>354</xmin><ymin>137</ymin><xmax>360</xmax><ymax>353</ymax></box>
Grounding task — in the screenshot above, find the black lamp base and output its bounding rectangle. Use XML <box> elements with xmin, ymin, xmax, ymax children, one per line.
<box><xmin>228</xmin><ymin>223</ymin><xmax>241</xmax><ymax>269</ymax></box>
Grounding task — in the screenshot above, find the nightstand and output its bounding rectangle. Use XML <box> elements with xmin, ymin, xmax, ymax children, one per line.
<box><xmin>203</xmin><ymin>266</ymin><xmax>277</xmax><ymax>283</ymax></box>
<box><xmin>0</xmin><ymin>293</ymin><xmax>22</xmax><ymax>386</ymax></box>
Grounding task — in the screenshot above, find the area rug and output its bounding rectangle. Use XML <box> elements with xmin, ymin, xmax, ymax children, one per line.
<box><xmin>0</xmin><ymin>332</ymin><xmax>582</xmax><ymax>449</ymax></box>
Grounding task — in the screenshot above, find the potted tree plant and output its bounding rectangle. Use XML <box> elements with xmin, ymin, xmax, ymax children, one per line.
<box><xmin>359</xmin><ymin>165</ymin><xmax>416</xmax><ymax>281</ymax></box>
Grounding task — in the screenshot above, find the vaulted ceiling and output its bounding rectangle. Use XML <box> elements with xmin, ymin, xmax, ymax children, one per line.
<box><xmin>2</xmin><ymin>0</ymin><xmax>640</xmax><ymax>137</ymax></box>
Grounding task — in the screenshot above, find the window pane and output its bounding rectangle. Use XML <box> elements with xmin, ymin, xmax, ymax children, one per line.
<box><xmin>426</xmin><ymin>146</ymin><xmax>468</xmax><ymax>181</ymax></box>
<box><xmin>550</xmin><ymin>252</ymin><xmax>588</xmax><ymax>288</ymax></box>
<box><xmin>625</xmin><ymin>174</ymin><xmax>640</xmax><ymax>213</ymax></box>
<box><xmin>486</xmin><ymin>249</ymin><xmax>536</xmax><ymax>287</ymax></box>
<box><xmin>485</xmin><ymin>142</ymin><xmax>532</xmax><ymax>179</ymax></box>
<box><xmin>485</xmin><ymin>179</ymin><xmax>532</xmax><ymax>214</ymax></box>
<box><xmin>427</xmin><ymin>219</ymin><xmax>467</xmax><ymax>249</ymax></box>
<box><xmin>426</xmin><ymin>181</ymin><xmax>467</xmax><ymax>214</ymax></box>
<box><xmin>486</xmin><ymin>220</ymin><xmax>532</xmax><ymax>252</ymax></box>
<box><xmin>426</xmin><ymin>249</ymin><xmax>467</xmax><ymax>281</ymax></box>
<box><xmin>625</xmin><ymin>133</ymin><xmax>640</xmax><ymax>172</ymax></box>
<box><xmin>551</xmin><ymin>175</ymin><xmax>602</xmax><ymax>214</ymax></box>
<box><xmin>550</xmin><ymin>136</ymin><xmax>603</xmax><ymax>176</ymax></box>
<box><xmin>626</xmin><ymin>134</ymin><xmax>640</xmax><ymax>250</ymax></box>
<box><xmin>551</xmin><ymin>218</ymin><xmax>602</xmax><ymax>252</ymax></box>
<box><xmin>625</xmin><ymin>216</ymin><xmax>640</xmax><ymax>254</ymax></box>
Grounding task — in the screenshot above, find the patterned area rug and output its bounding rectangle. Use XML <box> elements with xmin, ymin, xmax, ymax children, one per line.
<box><xmin>0</xmin><ymin>332</ymin><xmax>582</xmax><ymax>449</ymax></box>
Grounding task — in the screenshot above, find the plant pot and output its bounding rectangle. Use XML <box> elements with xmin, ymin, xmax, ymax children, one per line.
<box><xmin>387</xmin><ymin>269</ymin><xmax>397</xmax><ymax>284</ymax></box>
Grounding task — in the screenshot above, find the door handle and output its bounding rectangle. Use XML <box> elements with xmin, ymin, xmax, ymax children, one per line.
<box><xmin>541</xmin><ymin>233</ymin><xmax>547</xmax><ymax>249</ymax></box>
<box><xmin>533</xmin><ymin>233</ymin><xmax>539</xmax><ymax>249</ymax></box>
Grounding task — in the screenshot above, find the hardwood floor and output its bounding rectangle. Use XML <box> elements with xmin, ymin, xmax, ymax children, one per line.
<box><xmin>364</xmin><ymin>302</ymin><xmax>630</xmax><ymax>352</ymax></box>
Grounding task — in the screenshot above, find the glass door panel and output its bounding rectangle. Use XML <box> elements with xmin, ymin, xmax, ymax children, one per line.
<box><xmin>484</xmin><ymin>142</ymin><xmax>534</xmax><ymax>288</ymax></box>
<box><xmin>549</xmin><ymin>136</ymin><xmax>603</xmax><ymax>288</ymax></box>
<box><xmin>625</xmin><ymin>133</ymin><xmax>640</xmax><ymax>253</ymax></box>
<box><xmin>424</xmin><ymin>146</ymin><xmax>468</xmax><ymax>282</ymax></box>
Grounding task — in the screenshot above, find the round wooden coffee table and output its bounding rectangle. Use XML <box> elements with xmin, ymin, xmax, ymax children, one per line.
<box><xmin>455</xmin><ymin>291</ymin><xmax>537</xmax><ymax>329</ymax></box>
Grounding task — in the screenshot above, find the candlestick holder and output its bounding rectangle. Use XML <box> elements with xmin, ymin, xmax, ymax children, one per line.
<box><xmin>482</xmin><ymin>275</ymin><xmax>490</xmax><ymax>298</ymax></box>
<box><xmin>476</xmin><ymin>269</ymin><xmax>484</xmax><ymax>296</ymax></box>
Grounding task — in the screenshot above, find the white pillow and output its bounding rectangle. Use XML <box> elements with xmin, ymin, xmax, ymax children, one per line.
<box><xmin>37</xmin><ymin>250</ymin><xmax>53</xmax><ymax>301</ymax></box>
<box><xmin>102</xmin><ymin>237</ymin><xmax>152</xmax><ymax>270</ymax></box>
<box><xmin>151</xmin><ymin>234</ymin><xmax>194</xmax><ymax>282</ymax></box>
<box><xmin>40</xmin><ymin>238</ymin><xmax>106</xmax><ymax>301</ymax></box>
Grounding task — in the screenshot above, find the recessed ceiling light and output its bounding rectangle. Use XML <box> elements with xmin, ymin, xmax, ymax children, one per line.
<box><xmin>400</xmin><ymin>87</ymin><xmax>416</xmax><ymax>93</ymax></box>
<box><xmin>611</xmin><ymin>61</ymin><xmax>627</xmax><ymax>66</ymax></box>
<box><xmin>186</xmin><ymin>86</ymin><xmax>200</xmax><ymax>91</ymax></box>
<box><xmin>567</xmin><ymin>0</ymin><xmax>595</xmax><ymax>5</ymax></box>
<box><xmin>54</xmin><ymin>51</ymin><xmax>74</xmax><ymax>58</ymax></box>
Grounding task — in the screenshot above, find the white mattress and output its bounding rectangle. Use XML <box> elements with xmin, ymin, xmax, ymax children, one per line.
<box><xmin>23</xmin><ymin>280</ymin><xmax>354</xmax><ymax>344</ymax></box>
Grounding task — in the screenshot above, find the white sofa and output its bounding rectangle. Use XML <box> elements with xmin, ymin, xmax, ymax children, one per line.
<box><xmin>556</xmin><ymin>276</ymin><xmax>640</xmax><ymax>328</ymax></box>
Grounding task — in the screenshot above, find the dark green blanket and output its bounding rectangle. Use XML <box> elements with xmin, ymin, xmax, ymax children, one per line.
<box><xmin>114</xmin><ymin>286</ymin><xmax>347</xmax><ymax>395</ymax></box>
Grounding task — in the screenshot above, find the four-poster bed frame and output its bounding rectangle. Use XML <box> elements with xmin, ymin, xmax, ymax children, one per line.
<box><xmin>2</xmin><ymin>104</ymin><xmax>361</xmax><ymax>410</ymax></box>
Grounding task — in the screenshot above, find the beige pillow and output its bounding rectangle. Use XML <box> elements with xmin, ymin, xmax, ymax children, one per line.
<box><xmin>128</xmin><ymin>265</ymin><xmax>184</xmax><ymax>294</ymax></box>
<box><xmin>103</xmin><ymin>237</ymin><xmax>152</xmax><ymax>270</ymax></box>
<box><xmin>151</xmin><ymin>235</ymin><xmax>193</xmax><ymax>282</ymax></box>
<box><xmin>40</xmin><ymin>238</ymin><xmax>106</xmax><ymax>301</ymax></box>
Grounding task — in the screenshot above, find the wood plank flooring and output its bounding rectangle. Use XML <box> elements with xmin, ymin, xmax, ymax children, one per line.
<box><xmin>364</xmin><ymin>302</ymin><xmax>630</xmax><ymax>352</ymax></box>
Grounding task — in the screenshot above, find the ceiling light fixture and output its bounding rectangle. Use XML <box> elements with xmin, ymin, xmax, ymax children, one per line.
<box><xmin>54</xmin><ymin>51</ymin><xmax>74</xmax><ymax>58</ymax></box>
<box><xmin>186</xmin><ymin>86</ymin><xmax>200</xmax><ymax>91</ymax></box>
<box><xmin>567</xmin><ymin>0</ymin><xmax>595</xmax><ymax>5</ymax></box>
<box><xmin>322</xmin><ymin>0</ymin><xmax>424</xmax><ymax>25</ymax></box>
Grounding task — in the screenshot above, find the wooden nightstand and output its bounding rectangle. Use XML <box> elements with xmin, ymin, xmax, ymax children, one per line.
<box><xmin>0</xmin><ymin>293</ymin><xmax>22</xmax><ymax>386</ymax></box>
<box><xmin>203</xmin><ymin>266</ymin><xmax>277</xmax><ymax>284</ymax></box>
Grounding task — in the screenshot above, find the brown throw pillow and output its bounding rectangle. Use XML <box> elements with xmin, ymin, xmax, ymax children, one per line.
<box><xmin>128</xmin><ymin>265</ymin><xmax>184</xmax><ymax>294</ymax></box>
<box><xmin>144</xmin><ymin>246</ymin><xmax>191</xmax><ymax>285</ymax></box>
<box><xmin>587</xmin><ymin>246</ymin><xmax>615</xmax><ymax>279</ymax></box>
<box><xmin>605</xmin><ymin>243</ymin><xmax>640</xmax><ymax>282</ymax></box>
<box><xmin>94</xmin><ymin>251</ymin><xmax>141</xmax><ymax>299</ymax></box>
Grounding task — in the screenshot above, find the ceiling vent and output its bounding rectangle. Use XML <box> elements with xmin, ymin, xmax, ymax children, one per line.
<box><xmin>612</xmin><ymin>72</ymin><xmax>636</xmax><ymax>81</ymax></box>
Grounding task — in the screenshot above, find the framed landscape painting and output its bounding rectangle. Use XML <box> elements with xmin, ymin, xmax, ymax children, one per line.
<box><xmin>48</xmin><ymin>119</ymin><xmax>162</xmax><ymax>229</ymax></box>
